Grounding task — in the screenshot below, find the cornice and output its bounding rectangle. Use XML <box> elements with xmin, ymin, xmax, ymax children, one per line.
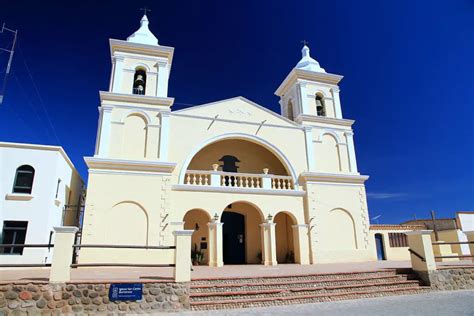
<box><xmin>100</xmin><ymin>91</ymin><xmax>174</xmax><ymax>108</ymax></box>
<box><xmin>109</xmin><ymin>39</ymin><xmax>174</xmax><ymax>65</ymax></box>
<box><xmin>299</xmin><ymin>172</ymin><xmax>369</xmax><ymax>184</ymax></box>
<box><xmin>172</xmin><ymin>185</ymin><xmax>306</xmax><ymax>196</ymax></box>
<box><xmin>85</xmin><ymin>157</ymin><xmax>176</xmax><ymax>174</ymax></box>
<box><xmin>295</xmin><ymin>114</ymin><xmax>354</xmax><ymax>127</ymax></box>
<box><xmin>275</xmin><ymin>69</ymin><xmax>343</xmax><ymax>97</ymax></box>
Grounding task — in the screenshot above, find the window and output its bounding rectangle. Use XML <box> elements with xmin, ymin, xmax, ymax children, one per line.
<box><xmin>316</xmin><ymin>94</ymin><xmax>326</xmax><ymax>117</ymax></box>
<box><xmin>1</xmin><ymin>221</ymin><xmax>28</xmax><ymax>255</ymax></box>
<box><xmin>388</xmin><ymin>233</ymin><xmax>408</xmax><ymax>247</ymax></box>
<box><xmin>219</xmin><ymin>155</ymin><xmax>240</xmax><ymax>172</ymax></box>
<box><xmin>13</xmin><ymin>165</ymin><xmax>35</xmax><ymax>194</ymax></box>
<box><xmin>133</xmin><ymin>69</ymin><xmax>147</xmax><ymax>95</ymax></box>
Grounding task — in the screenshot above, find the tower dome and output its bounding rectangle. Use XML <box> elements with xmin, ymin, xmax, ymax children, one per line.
<box><xmin>126</xmin><ymin>15</ymin><xmax>159</xmax><ymax>46</ymax></box>
<box><xmin>295</xmin><ymin>45</ymin><xmax>326</xmax><ymax>73</ymax></box>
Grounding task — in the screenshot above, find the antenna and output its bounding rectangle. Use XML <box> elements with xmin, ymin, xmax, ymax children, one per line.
<box><xmin>0</xmin><ymin>23</ymin><xmax>18</xmax><ymax>105</ymax></box>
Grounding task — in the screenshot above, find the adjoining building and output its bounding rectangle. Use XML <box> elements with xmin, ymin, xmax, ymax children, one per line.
<box><xmin>0</xmin><ymin>142</ymin><xmax>84</xmax><ymax>264</ymax></box>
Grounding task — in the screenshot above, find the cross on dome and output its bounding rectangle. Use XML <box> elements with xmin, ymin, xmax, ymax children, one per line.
<box><xmin>295</xmin><ymin>44</ymin><xmax>326</xmax><ymax>73</ymax></box>
<box><xmin>126</xmin><ymin>13</ymin><xmax>159</xmax><ymax>46</ymax></box>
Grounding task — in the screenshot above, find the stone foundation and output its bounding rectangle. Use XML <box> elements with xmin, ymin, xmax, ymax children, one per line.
<box><xmin>0</xmin><ymin>281</ymin><xmax>190</xmax><ymax>315</ymax></box>
<box><xmin>416</xmin><ymin>267</ymin><xmax>474</xmax><ymax>290</ymax></box>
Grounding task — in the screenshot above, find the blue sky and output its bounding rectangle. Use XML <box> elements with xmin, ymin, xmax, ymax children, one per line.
<box><xmin>1</xmin><ymin>1</ymin><xmax>473</xmax><ymax>223</ymax></box>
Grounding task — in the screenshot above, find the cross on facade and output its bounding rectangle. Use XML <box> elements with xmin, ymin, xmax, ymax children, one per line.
<box><xmin>140</xmin><ymin>7</ymin><xmax>151</xmax><ymax>15</ymax></box>
<box><xmin>301</xmin><ymin>40</ymin><xmax>310</xmax><ymax>46</ymax></box>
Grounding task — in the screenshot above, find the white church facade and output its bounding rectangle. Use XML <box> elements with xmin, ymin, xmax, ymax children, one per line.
<box><xmin>79</xmin><ymin>15</ymin><xmax>377</xmax><ymax>266</ymax></box>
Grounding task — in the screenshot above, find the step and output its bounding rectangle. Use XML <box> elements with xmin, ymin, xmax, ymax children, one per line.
<box><xmin>190</xmin><ymin>280</ymin><xmax>421</xmax><ymax>302</ymax></box>
<box><xmin>190</xmin><ymin>286</ymin><xmax>431</xmax><ymax>310</ymax></box>
<box><xmin>191</xmin><ymin>270</ymin><xmax>401</xmax><ymax>286</ymax></box>
<box><xmin>191</xmin><ymin>274</ymin><xmax>413</xmax><ymax>293</ymax></box>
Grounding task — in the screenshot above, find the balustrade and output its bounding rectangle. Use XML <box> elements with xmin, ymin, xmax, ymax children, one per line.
<box><xmin>183</xmin><ymin>168</ymin><xmax>295</xmax><ymax>191</ymax></box>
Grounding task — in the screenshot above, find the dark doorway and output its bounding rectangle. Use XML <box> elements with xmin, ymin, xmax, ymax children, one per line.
<box><xmin>375</xmin><ymin>233</ymin><xmax>386</xmax><ymax>260</ymax></box>
<box><xmin>221</xmin><ymin>211</ymin><xmax>245</xmax><ymax>264</ymax></box>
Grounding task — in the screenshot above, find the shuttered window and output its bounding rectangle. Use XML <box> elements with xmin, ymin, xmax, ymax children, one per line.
<box><xmin>388</xmin><ymin>233</ymin><xmax>408</xmax><ymax>247</ymax></box>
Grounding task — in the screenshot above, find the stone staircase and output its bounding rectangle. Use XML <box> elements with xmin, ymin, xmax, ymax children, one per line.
<box><xmin>190</xmin><ymin>269</ymin><xmax>430</xmax><ymax>310</ymax></box>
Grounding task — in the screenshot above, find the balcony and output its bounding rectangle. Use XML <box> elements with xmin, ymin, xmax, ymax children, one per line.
<box><xmin>173</xmin><ymin>166</ymin><xmax>303</xmax><ymax>196</ymax></box>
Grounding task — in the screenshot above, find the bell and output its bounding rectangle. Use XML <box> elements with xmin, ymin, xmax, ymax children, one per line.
<box><xmin>135</xmin><ymin>75</ymin><xmax>145</xmax><ymax>85</ymax></box>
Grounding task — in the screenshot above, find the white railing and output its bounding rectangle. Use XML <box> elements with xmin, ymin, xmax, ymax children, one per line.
<box><xmin>184</xmin><ymin>171</ymin><xmax>211</xmax><ymax>186</ymax></box>
<box><xmin>271</xmin><ymin>176</ymin><xmax>294</xmax><ymax>190</ymax></box>
<box><xmin>184</xmin><ymin>169</ymin><xmax>295</xmax><ymax>191</ymax></box>
<box><xmin>220</xmin><ymin>172</ymin><xmax>262</xmax><ymax>189</ymax></box>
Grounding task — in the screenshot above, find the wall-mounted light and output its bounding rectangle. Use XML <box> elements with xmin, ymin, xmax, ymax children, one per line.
<box><xmin>195</xmin><ymin>223</ymin><xmax>200</xmax><ymax>231</ymax></box>
<box><xmin>213</xmin><ymin>213</ymin><xmax>219</xmax><ymax>221</ymax></box>
<box><xmin>267</xmin><ymin>214</ymin><xmax>273</xmax><ymax>222</ymax></box>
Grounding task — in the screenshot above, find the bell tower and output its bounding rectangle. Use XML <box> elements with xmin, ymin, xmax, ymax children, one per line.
<box><xmin>93</xmin><ymin>14</ymin><xmax>175</xmax><ymax>160</ymax></box>
<box><xmin>108</xmin><ymin>14</ymin><xmax>174</xmax><ymax>98</ymax></box>
<box><xmin>275</xmin><ymin>45</ymin><xmax>343</xmax><ymax>123</ymax></box>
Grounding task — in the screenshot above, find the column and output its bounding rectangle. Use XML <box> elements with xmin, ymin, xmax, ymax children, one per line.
<box><xmin>331</xmin><ymin>86</ymin><xmax>343</xmax><ymax>118</ymax></box>
<box><xmin>49</xmin><ymin>226</ymin><xmax>78</xmax><ymax>283</ymax></box>
<box><xmin>173</xmin><ymin>230</ymin><xmax>194</xmax><ymax>282</ymax></box>
<box><xmin>464</xmin><ymin>231</ymin><xmax>474</xmax><ymax>263</ymax></box>
<box><xmin>260</xmin><ymin>222</ymin><xmax>277</xmax><ymax>266</ymax></box>
<box><xmin>292</xmin><ymin>224</ymin><xmax>310</xmax><ymax>264</ymax></box>
<box><xmin>111</xmin><ymin>56</ymin><xmax>125</xmax><ymax>93</ymax></box>
<box><xmin>405</xmin><ymin>230</ymin><xmax>436</xmax><ymax>273</ymax></box>
<box><xmin>97</xmin><ymin>106</ymin><xmax>113</xmax><ymax>157</ymax></box>
<box><xmin>344</xmin><ymin>131</ymin><xmax>358</xmax><ymax>173</ymax></box>
<box><xmin>159</xmin><ymin>111</ymin><xmax>171</xmax><ymax>161</ymax></box>
<box><xmin>146</xmin><ymin>124</ymin><xmax>161</xmax><ymax>159</ymax></box>
<box><xmin>304</xmin><ymin>127</ymin><xmax>315</xmax><ymax>171</ymax></box>
<box><xmin>207</xmin><ymin>221</ymin><xmax>224</xmax><ymax>267</ymax></box>
<box><xmin>156</xmin><ymin>61</ymin><xmax>170</xmax><ymax>97</ymax></box>
<box><xmin>297</xmin><ymin>82</ymin><xmax>309</xmax><ymax>115</ymax></box>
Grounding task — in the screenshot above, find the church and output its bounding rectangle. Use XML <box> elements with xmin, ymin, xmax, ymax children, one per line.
<box><xmin>79</xmin><ymin>14</ymin><xmax>376</xmax><ymax>267</ymax></box>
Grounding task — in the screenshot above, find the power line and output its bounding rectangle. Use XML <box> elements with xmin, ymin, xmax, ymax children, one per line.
<box><xmin>17</xmin><ymin>42</ymin><xmax>62</xmax><ymax>145</ymax></box>
<box><xmin>0</xmin><ymin>23</ymin><xmax>17</xmax><ymax>105</ymax></box>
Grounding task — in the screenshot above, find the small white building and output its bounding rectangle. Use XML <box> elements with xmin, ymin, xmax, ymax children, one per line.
<box><xmin>0</xmin><ymin>142</ymin><xmax>84</xmax><ymax>264</ymax></box>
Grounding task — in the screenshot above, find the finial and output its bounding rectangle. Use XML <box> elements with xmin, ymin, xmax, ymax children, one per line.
<box><xmin>140</xmin><ymin>6</ymin><xmax>151</xmax><ymax>16</ymax></box>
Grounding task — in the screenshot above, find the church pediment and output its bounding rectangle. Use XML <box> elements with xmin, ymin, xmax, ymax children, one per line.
<box><xmin>172</xmin><ymin>97</ymin><xmax>299</xmax><ymax>127</ymax></box>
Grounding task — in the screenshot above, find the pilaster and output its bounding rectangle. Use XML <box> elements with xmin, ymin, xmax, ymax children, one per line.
<box><xmin>344</xmin><ymin>131</ymin><xmax>358</xmax><ymax>173</ymax></box>
<box><xmin>207</xmin><ymin>221</ymin><xmax>224</xmax><ymax>267</ymax></box>
<box><xmin>97</xmin><ymin>106</ymin><xmax>113</xmax><ymax>157</ymax></box>
<box><xmin>292</xmin><ymin>224</ymin><xmax>310</xmax><ymax>264</ymax></box>
<box><xmin>159</xmin><ymin>111</ymin><xmax>171</xmax><ymax>161</ymax></box>
<box><xmin>331</xmin><ymin>86</ymin><xmax>343</xmax><ymax>119</ymax></box>
<box><xmin>304</xmin><ymin>127</ymin><xmax>315</xmax><ymax>171</ymax></box>
<box><xmin>260</xmin><ymin>222</ymin><xmax>277</xmax><ymax>266</ymax></box>
<box><xmin>156</xmin><ymin>61</ymin><xmax>170</xmax><ymax>98</ymax></box>
<box><xmin>111</xmin><ymin>56</ymin><xmax>125</xmax><ymax>93</ymax></box>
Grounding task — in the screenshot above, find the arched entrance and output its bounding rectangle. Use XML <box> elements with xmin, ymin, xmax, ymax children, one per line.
<box><xmin>221</xmin><ymin>202</ymin><xmax>264</xmax><ymax>264</ymax></box>
<box><xmin>184</xmin><ymin>209</ymin><xmax>211</xmax><ymax>265</ymax></box>
<box><xmin>274</xmin><ymin>212</ymin><xmax>297</xmax><ymax>263</ymax></box>
<box><xmin>375</xmin><ymin>233</ymin><xmax>386</xmax><ymax>261</ymax></box>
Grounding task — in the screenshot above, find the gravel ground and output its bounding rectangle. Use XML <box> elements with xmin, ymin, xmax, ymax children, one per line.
<box><xmin>172</xmin><ymin>290</ymin><xmax>474</xmax><ymax>316</ymax></box>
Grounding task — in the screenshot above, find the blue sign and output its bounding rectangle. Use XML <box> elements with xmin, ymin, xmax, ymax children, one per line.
<box><xmin>109</xmin><ymin>283</ymin><xmax>143</xmax><ymax>301</ymax></box>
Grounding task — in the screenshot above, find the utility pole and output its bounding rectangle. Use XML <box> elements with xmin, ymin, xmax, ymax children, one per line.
<box><xmin>431</xmin><ymin>210</ymin><xmax>439</xmax><ymax>241</ymax></box>
<box><xmin>0</xmin><ymin>23</ymin><xmax>18</xmax><ymax>105</ymax></box>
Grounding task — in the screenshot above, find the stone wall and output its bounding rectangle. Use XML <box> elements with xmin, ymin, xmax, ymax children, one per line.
<box><xmin>0</xmin><ymin>281</ymin><xmax>190</xmax><ymax>315</ymax></box>
<box><xmin>417</xmin><ymin>267</ymin><xmax>474</xmax><ymax>290</ymax></box>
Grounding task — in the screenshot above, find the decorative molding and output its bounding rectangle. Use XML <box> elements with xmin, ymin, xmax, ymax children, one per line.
<box><xmin>172</xmin><ymin>230</ymin><xmax>194</xmax><ymax>236</ymax></box>
<box><xmin>299</xmin><ymin>172</ymin><xmax>369</xmax><ymax>184</ymax></box>
<box><xmin>275</xmin><ymin>68</ymin><xmax>343</xmax><ymax>97</ymax></box>
<box><xmin>172</xmin><ymin>185</ymin><xmax>306</xmax><ymax>197</ymax></box>
<box><xmin>85</xmin><ymin>157</ymin><xmax>176</xmax><ymax>174</ymax></box>
<box><xmin>370</xmin><ymin>224</ymin><xmax>424</xmax><ymax>231</ymax></box>
<box><xmin>295</xmin><ymin>114</ymin><xmax>354</xmax><ymax>127</ymax></box>
<box><xmin>109</xmin><ymin>39</ymin><xmax>174</xmax><ymax>64</ymax></box>
<box><xmin>53</xmin><ymin>226</ymin><xmax>79</xmax><ymax>233</ymax></box>
<box><xmin>405</xmin><ymin>230</ymin><xmax>433</xmax><ymax>236</ymax></box>
<box><xmin>100</xmin><ymin>91</ymin><xmax>174</xmax><ymax>108</ymax></box>
<box><xmin>5</xmin><ymin>193</ymin><xmax>34</xmax><ymax>201</ymax></box>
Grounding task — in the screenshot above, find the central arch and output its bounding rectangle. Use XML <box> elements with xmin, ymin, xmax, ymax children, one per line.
<box><xmin>179</xmin><ymin>133</ymin><xmax>298</xmax><ymax>185</ymax></box>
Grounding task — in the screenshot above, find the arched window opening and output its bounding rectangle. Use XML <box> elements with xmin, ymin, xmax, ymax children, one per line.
<box><xmin>13</xmin><ymin>165</ymin><xmax>35</xmax><ymax>194</ymax></box>
<box><xmin>316</xmin><ymin>94</ymin><xmax>326</xmax><ymax>117</ymax></box>
<box><xmin>287</xmin><ymin>100</ymin><xmax>294</xmax><ymax>121</ymax></box>
<box><xmin>219</xmin><ymin>155</ymin><xmax>240</xmax><ymax>186</ymax></box>
<box><xmin>133</xmin><ymin>69</ymin><xmax>147</xmax><ymax>95</ymax></box>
